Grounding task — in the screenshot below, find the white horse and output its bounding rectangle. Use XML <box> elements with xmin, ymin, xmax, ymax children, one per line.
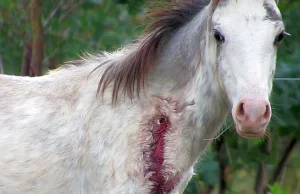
<box><xmin>0</xmin><ymin>0</ymin><xmax>285</xmax><ymax>193</ymax></box>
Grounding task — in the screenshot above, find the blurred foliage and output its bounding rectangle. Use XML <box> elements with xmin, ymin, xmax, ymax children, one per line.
<box><xmin>0</xmin><ymin>0</ymin><xmax>146</xmax><ymax>74</ymax></box>
<box><xmin>268</xmin><ymin>183</ymin><xmax>289</xmax><ymax>194</ymax></box>
<box><xmin>0</xmin><ymin>0</ymin><xmax>300</xmax><ymax>193</ymax></box>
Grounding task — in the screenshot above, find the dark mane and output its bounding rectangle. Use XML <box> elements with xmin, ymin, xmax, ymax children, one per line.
<box><xmin>98</xmin><ymin>0</ymin><xmax>210</xmax><ymax>104</ymax></box>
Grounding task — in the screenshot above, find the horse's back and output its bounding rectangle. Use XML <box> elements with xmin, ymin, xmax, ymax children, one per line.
<box><xmin>0</xmin><ymin>74</ymin><xmax>64</xmax><ymax>131</ymax></box>
<box><xmin>0</xmin><ymin>74</ymin><xmax>80</xmax><ymax>194</ymax></box>
<box><xmin>0</xmin><ymin>75</ymin><xmax>47</xmax><ymax>130</ymax></box>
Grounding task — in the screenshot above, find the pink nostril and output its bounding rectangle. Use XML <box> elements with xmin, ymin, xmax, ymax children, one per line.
<box><xmin>264</xmin><ymin>104</ymin><xmax>271</xmax><ymax>119</ymax></box>
<box><xmin>240</xmin><ymin>103</ymin><xmax>245</xmax><ymax>116</ymax></box>
<box><xmin>236</xmin><ymin>102</ymin><xmax>246</xmax><ymax>121</ymax></box>
<box><xmin>235</xmin><ymin>99</ymin><xmax>271</xmax><ymax>134</ymax></box>
<box><xmin>235</xmin><ymin>100</ymin><xmax>271</xmax><ymax>123</ymax></box>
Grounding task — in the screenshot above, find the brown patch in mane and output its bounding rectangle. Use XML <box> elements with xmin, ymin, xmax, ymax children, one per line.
<box><xmin>97</xmin><ymin>0</ymin><xmax>209</xmax><ymax>104</ymax></box>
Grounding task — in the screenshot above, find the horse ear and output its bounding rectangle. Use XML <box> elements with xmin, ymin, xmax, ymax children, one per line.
<box><xmin>211</xmin><ymin>0</ymin><xmax>221</xmax><ymax>10</ymax></box>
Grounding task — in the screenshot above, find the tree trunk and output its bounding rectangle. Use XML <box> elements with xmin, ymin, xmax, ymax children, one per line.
<box><xmin>216</xmin><ymin>137</ymin><xmax>227</xmax><ymax>194</ymax></box>
<box><xmin>0</xmin><ymin>55</ymin><xmax>4</xmax><ymax>74</ymax></box>
<box><xmin>48</xmin><ymin>56</ymin><xmax>57</xmax><ymax>70</ymax></box>
<box><xmin>264</xmin><ymin>138</ymin><xmax>297</xmax><ymax>193</ymax></box>
<box><xmin>255</xmin><ymin>163</ymin><xmax>267</xmax><ymax>194</ymax></box>
<box><xmin>21</xmin><ymin>44</ymin><xmax>32</xmax><ymax>76</ymax></box>
<box><xmin>255</xmin><ymin>135</ymin><xmax>272</xmax><ymax>194</ymax></box>
<box><xmin>270</xmin><ymin>138</ymin><xmax>297</xmax><ymax>185</ymax></box>
<box><xmin>30</xmin><ymin>0</ymin><xmax>44</xmax><ymax>76</ymax></box>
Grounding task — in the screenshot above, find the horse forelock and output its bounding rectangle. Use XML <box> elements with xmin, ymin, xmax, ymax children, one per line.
<box><xmin>96</xmin><ymin>0</ymin><xmax>210</xmax><ymax>104</ymax></box>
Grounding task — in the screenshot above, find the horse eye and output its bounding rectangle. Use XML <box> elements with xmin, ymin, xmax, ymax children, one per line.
<box><xmin>214</xmin><ymin>31</ymin><xmax>225</xmax><ymax>43</ymax></box>
<box><xmin>275</xmin><ymin>31</ymin><xmax>285</xmax><ymax>44</ymax></box>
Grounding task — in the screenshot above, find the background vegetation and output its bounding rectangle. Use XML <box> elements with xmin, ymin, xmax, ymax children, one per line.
<box><xmin>0</xmin><ymin>0</ymin><xmax>299</xmax><ymax>193</ymax></box>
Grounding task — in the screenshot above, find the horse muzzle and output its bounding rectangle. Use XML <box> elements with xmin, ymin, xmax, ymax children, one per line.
<box><xmin>233</xmin><ymin>99</ymin><xmax>271</xmax><ymax>138</ymax></box>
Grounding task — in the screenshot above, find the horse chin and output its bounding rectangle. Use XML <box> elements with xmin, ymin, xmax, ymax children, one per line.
<box><xmin>235</xmin><ymin>126</ymin><xmax>266</xmax><ymax>138</ymax></box>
